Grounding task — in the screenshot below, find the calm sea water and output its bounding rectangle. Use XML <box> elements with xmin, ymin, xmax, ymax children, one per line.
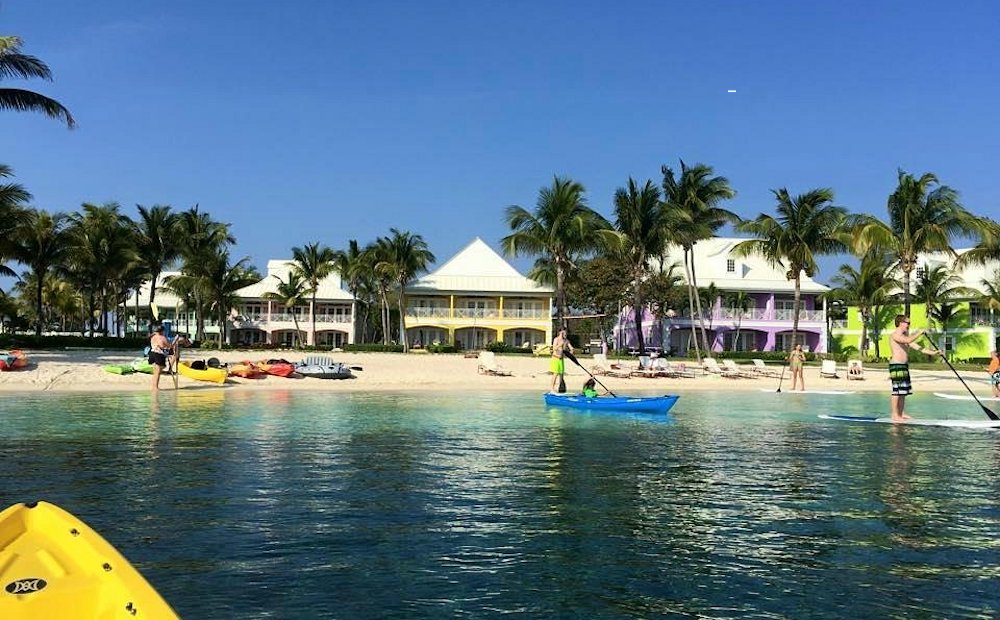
<box><xmin>1</xmin><ymin>388</ymin><xmax>998</xmax><ymax>619</ymax></box>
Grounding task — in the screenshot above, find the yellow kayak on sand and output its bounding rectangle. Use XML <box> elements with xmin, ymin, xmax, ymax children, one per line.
<box><xmin>177</xmin><ymin>361</ymin><xmax>227</xmax><ymax>384</ymax></box>
<box><xmin>0</xmin><ymin>501</ymin><xmax>178</xmax><ymax>619</ymax></box>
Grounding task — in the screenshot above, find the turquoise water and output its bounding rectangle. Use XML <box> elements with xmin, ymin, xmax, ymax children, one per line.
<box><xmin>1</xmin><ymin>389</ymin><xmax>998</xmax><ymax>619</ymax></box>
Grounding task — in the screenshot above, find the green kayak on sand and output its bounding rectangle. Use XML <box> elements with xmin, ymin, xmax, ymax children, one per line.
<box><xmin>103</xmin><ymin>364</ymin><xmax>134</xmax><ymax>375</ymax></box>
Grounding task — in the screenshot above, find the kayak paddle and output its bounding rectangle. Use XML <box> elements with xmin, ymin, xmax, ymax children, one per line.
<box><xmin>776</xmin><ymin>352</ymin><xmax>789</xmax><ymax>393</ymax></box>
<box><xmin>564</xmin><ymin>350</ymin><xmax>616</xmax><ymax>397</ymax></box>
<box><xmin>924</xmin><ymin>335</ymin><xmax>999</xmax><ymax>421</ymax></box>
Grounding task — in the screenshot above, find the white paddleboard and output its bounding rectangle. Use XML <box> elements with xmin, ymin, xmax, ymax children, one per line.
<box><xmin>933</xmin><ymin>392</ymin><xmax>1000</xmax><ymax>402</ymax></box>
<box><xmin>759</xmin><ymin>389</ymin><xmax>856</xmax><ymax>395</ymax></box>
<box><xmin>819</xmin><ymin>414</ymin><xmax>1000</xmax><ymax>429</ymax></box>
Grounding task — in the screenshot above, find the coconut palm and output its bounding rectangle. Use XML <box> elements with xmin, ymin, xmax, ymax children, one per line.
<box><xmin>174</xmin><ymin>205</ymin><xmax>235</xmax><ymax>340</ymax></box>
<box><xmin>133</xmin><ymin>204</ymin><xmax>179</xmax><ymax>309</ymax></box>
<box><xmin>13</xmin><ymin>209</ymin><xmax>69</xmax><ymax>335</ymax></box>
<box><xmin>264</xmin><ymin>271</ymin><xmax>308</xmax><ymax>348</ymax></box>
<box><xmin>201</xmin><ymin>252</ymin><xmax>259</xmax><ymax>349</ymax></box>
<box><xmin>0</xmin><ymin>35</ymin><xmax>75</xmax><ymax>127</ymax></box>
<box><xmin>332</xmin><ymin>239</ymin><xmax>372</xmax><ymax>344</ymax></box>
<box><xmin>723</xmin><ymin>290</ymin><xmax>753</xmax><ymax>350</ymax></box>
<box><xmin>502</xmin><ymin>176</ymin><xmax>613</xmax><ymax>329</ymax></box>
<box><xmin>612</xmin><ymin>178</ymin><xmax>665</xmax><ymax>354</ymax></box>
<box><xmin>0</xmin><ymin>164</ymin><xmax>31</xmax><ymax>277</ymax></box>
<box><xmin>914</xmin><ymin>263</ymin><xmax>975</xmax><ymax>328</ymax></box>
<box><xmin>661</xmin><ymin>160</ymin><xmax>738</xmax><ymax>357</ymax></box>
<box><xmin>366</xmin><ymin>238</ymin><xmax>395</xmax><ymax>344</ymax></box>
<box><xmin>290</xmin><ymin>242</ymin><xmax>337</xmax><ymax>347</ymax></box>
<box><xmin>66</xmin><ymin>202</ymin><xmax>138</xmax><ymax>336</ymax></box>
<box><xmin>378</xmin><ymin>229</ymin><xmax>434</xmax><ymax>352</ymax></box>
<box><xmin>734</xmin><ymin>188</ymin><xmax>848</xmax><ymax>350</ymax></box>
<box><xmin>853</xmin><ymin>170</ymin><xmax>980</xmax><ymax>316</ymax></box>
<box><xmin>829</xmin><ymin>250</ymin><xmax>897</xmax><ymax>357</ymax></box>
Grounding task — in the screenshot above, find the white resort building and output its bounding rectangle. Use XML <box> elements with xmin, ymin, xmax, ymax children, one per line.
<box><xmin>130</xmin><ymin>260</ymin><xmax>356</xmax><ymax>347</ymax></box>
<box><xmin>404</xmin><ymin>238</ymin><xmax>554</xmax><ymax>350</ymax></box>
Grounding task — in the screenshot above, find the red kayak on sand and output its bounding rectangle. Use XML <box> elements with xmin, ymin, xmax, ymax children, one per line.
<box><xmin>257</xmin><ymin>359</ymin><xmax>297</xmax><ymax>377</ymax></box>
<box><xmin>0</xmin><ymin>350</ymin><xmax>28</xmax><ymax>371</ymax></box>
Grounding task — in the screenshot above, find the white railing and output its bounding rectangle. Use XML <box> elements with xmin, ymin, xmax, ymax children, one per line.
<box><xmin>503</xmin><ymin>309</ymin><xmax>548</xmax><ymax>319</ymax></box>
<box><xmin>718</xmin><ymin>308</ymin><xmax>768</xmax><ymax>320</ymax></box>
<box><xmin>406</xmin><ymin>307</ymin><xmax>451</xmax><ymax>318</ymax></box>
<box><xmin>774</xmin><ymin>309</ymin><xmax>825</xmax><ymax>321</ymax></box>
<box><xmin>313</xmin><ymin>314</ymin><xmax>352</xmax><ymax>323</ymax></box>
<box><xmin>271</xmin><ymin>313</ymin><xmax>304</xmax><ymax>323</ymax></box>
<box><xmin>454</xmin><ymin>308</ymin><xmax>500</xmax><ymax>319</ymax></box>
<box><xmin>830</xmin><ymin>319</ymin><xmax>848</xmax><ymax>329</ymax></box>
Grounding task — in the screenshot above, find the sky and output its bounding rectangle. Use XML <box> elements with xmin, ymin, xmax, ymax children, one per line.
<box><xmin>3</xmin><ymin>0</ymin><xmax>999</xmax><ymax>286</ymax></box>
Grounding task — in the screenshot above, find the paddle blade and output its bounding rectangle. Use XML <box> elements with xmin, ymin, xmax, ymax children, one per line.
<box><xmin>150</xmin><ymin>303</ymin><xmax>160</xmax><ymax>321</ymax></box>
<box><xmin>557</xmin><ymin>375</ymin><xmax>566</xmax><ymax>393</ymax></box>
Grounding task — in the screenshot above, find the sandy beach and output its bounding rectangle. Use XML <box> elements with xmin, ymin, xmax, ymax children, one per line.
<box><xmin>0</xmin><ymin>349</ymin><xmax>990</xmax><ymax>396</ymax></box>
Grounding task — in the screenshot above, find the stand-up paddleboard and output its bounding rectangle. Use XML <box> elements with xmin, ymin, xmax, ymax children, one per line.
<box><xmin>933</xmin><ymin>392</ymin><xmax>1000</xmax><ymax>402</ymax></box>
<box><xmin>759</xmin><ymin>389</ymin><xmax>856</xmax><ymax>395</ymax></box>
<box><xmin>0</xmin><ymin>501</ymin><xmax>178</xmax><ymax>618</ymax></box>
<box><xmin>819</xmin><ymin>414</ymin><xmax>1000</xmax><ymax>429</ymax></box>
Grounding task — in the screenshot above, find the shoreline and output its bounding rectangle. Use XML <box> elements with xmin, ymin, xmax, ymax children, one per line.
<box><xmin>0</xmin><ymin>349</ymin><xmax>992</xmax><ymax>395</ymax></box>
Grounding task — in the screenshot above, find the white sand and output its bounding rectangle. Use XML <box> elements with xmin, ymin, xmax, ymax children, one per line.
<box><xmin>0</xmin><ymin>349</ymin><xmax>988</xmax><ymax>396</ymax></box>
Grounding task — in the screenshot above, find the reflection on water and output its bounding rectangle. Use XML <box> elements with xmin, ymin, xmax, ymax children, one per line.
<box><xmin>0</xmin><ymin>390</ymin><xmax>998</xmax><ymax>619</ymax></box>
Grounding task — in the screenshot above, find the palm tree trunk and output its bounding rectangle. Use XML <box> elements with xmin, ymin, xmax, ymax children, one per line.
<box><xmin>555</xmin><ymin>262</ymin><xmax>566</xmax><ymax>330</ymax></box>
<box><xmin>633</xmin><ymin>269</ymin><xmax>645</xmax><ymax>355</ymax></box>
<box><xmin>292</xmin><ymin>314</ymin><xmax>301</xmax><ymax>348</ymax></box>
<box><xmin>683</xmin><ymin>250</ymin><xmax>701</xmax><ymax>360</ymax></box>
<box><xmin>690</xmin><ymin>253</ymin><xmax>711</xmax><ymax>354</ymax></box>
<box><xmin>310</xmin><ymin>290</ymin><xmax>317</xmax><ymax>347</ymax></box>
<box><xmin>398</xmin><ymin>294</ymin><xmax>407</xmax><ymax>353</ymax></box>
<box><xmin>34</xmin><ymin>274</ymin><xmax>44</xmax><ymax>337</ymax></box>
<box><xmin>219</xmin><ymin>307</ymin><xmax>225</xmax><ymax>350</ymax></box>
<box><xmin>792</xmin><ymin>274</ymin><xmax>802</xmax><ymax>349</ymax></box>
<box><xmin>903</xmin><ymin>268</ymin><xmax>912</xmax><ymax>317</ymax></box>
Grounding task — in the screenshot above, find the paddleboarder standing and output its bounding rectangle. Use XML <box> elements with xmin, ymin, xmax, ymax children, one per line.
<box><xmin>550</xmin><ymin>328</ymin><xmax>573</xmax><ymax>393</ymax></box>
<box><xmin>889</xmin><ymin>315</ymin><xmax>940</xmax><ymax>422</ymax></box>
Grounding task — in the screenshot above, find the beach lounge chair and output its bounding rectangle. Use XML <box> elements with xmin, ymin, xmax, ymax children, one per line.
<box><xmin>477</xmin><ymin>351</ymin><xmax>512</xmax><ymax>376</ymax></box>
<box><xmin>532</xmin><ymin>343</ymin><xmax>552</xmax><ymax>357</ymax></box>
<box><xmin>820</xmin><ymin>359</ymin><xmax>840</xmax><ymax>379</ymax></box>
<box><xmin>591</xmin><ymin>354</ymin><xmax>632</xmax><ymax>378</ymax></box>
<box><xmin>846</xmin><ymin>359</ymin><xmax>865</xmax><ymax>380</ymax></box>
<box><xmin>704</xmin><ymin>357</ymin><xmax>740</xmax><ymax>378</ymax></box>
<box><xmin>303</xmin><ymin>355</ymin><xmax>335</xmax><ymax>367</ymax></box>
<box><xmin>751</xmin><ymin>358</ymin><xmax>779</xmax><ymax>377</ymax></box>
<box><xmin>631</xmin><ymin>355</ymin><xmax>661</xmax><ymax>378</ymax></box>
<box><xmin>666</xmin><ymin>360</ymin><xmax>699</xmax><ymax>378</ymax></box>
<box><xmin>722</xmin><ymin>359</ymin><xmax>755</xmax><ymax>378</ymax></box>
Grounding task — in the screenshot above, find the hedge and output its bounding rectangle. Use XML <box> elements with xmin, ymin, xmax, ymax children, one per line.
<box><xmin>343</xmin><ymin>343</ymin><xmax>405</xmax><ymax>353</ymax></box>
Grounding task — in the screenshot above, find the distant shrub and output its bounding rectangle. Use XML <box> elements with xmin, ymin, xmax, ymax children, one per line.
<box><xmin>425</xmin><ymin>343</ymin><xmax>457</xmax><ymax>354</ymax></box>
<box><xmin>344</xmin><ymin>343</ymin><xmax>405</xmax><ymax>353</ymax></box>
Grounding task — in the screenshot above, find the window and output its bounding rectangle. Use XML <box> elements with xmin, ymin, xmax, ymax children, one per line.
<box><xmin>726</xmin><ymin>258</ymin><xmax>735</xmax><ymax>273</ymax></box>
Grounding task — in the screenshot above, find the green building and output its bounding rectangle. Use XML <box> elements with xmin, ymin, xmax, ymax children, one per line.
<box><xmin>830</xmin><ymin>301</ymin><xmax>997</xmax><ymax>361</ymax></box>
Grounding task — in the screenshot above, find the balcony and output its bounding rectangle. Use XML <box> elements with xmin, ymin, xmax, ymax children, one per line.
<box><xmin>405</xmin><ymin>307</ymin><xmax>549</xmax><ymax>321</ymax></box>
<box><xmin>673</xmin><ymin>308</ymin><xmax>826</xmax><ymax>322</ymax></box>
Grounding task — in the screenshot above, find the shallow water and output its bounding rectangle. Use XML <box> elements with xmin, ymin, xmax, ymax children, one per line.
<box><xmin>1</xmin><ymin>389</ymin><xmax>998</xmax><ymax>619</ymax></box>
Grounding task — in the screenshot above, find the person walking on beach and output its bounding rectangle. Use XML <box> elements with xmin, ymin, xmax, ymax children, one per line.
<box><xmin>550</xmin><ymin>328</ymin><xmax>573</xmax><ymax>393</ymax></box>
<box><xmin>148</xmin><ymin>325</ymin><xmax>187</xmax><ymax>391</ymax></box>
<box><xmin>889</xmin><ymin>315</ymin><xmax>940</xmax><ymax>422</ymax></box>
<box><xmin>987</xmin><ymin>350</ymin><xmax>1000</xmax><ymax>397</ymax></box>
<box><xmin>787</xmin><ymin>343</ymin><xmax>806</xmax><ymax>391</ymax></box>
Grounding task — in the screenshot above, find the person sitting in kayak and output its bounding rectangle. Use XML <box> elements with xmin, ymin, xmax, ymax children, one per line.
<box><xmin>581</xmin><ymin>377</ymin><xmax>606</xmax><ymax>398</ymax></box>
<box><xmin>988</xmin><ymin>350</ymin><xmax>1000</xmax><ymax>397</ymax></box>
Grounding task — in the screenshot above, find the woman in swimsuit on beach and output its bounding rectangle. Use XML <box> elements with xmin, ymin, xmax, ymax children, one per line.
<box><xmin>788</xmin><ymin>343</ymin><xmax>806</xmax><ymax>392</ymax></box>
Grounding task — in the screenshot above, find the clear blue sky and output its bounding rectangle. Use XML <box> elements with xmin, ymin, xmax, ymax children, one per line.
<box><xmin>4</xmin><ymin>1</ymin><xmax>999</xmax><ymax>284</ymax></box>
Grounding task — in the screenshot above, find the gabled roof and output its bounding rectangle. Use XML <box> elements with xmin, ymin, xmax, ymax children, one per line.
<box><xmin>662</xmin><ymin>237</ymin><xmax>830</xmax><ymax>294</ymax></box>
<box><xmin>407</xmin><ymin>238</ymin><xmax>552</xmax><ymax>294</ymax></box>
<box><xmin>235</xmin><ymin>260</ymin><xmax>354</xmax><ymax>300</ymax></box>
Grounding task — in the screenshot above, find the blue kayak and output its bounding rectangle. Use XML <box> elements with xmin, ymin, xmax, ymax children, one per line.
<box><xmin>543</xmin><ymin>393</ymin><xmax>679</xmax><ymax>414</ymax></box>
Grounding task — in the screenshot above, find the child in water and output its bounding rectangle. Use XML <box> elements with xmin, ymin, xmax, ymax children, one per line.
<box><xmin>582</xmin><ymin>378</ymin><xmax>602</xmax><ymax>398</ymax></box>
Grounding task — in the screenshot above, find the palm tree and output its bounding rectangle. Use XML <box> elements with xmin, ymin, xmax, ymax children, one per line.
<box><xmin>332</xmin><ymin>239</ymin><xmax>372</xmax><ymax>344</ymax></box>
<box><xmin>290</xmin><ymin>242</ymin><xmax>337</xmax><ymax>347</ymax></box>
<box><xmin>264</xmin><ymin>272</ymin><xmax>308</xmax><ymax>348</ymax></box>
<box><xmin>378</xmin><ymin>229</ymin><xmax>434</xmax><ymax>352</ymax></box>
<box><xmin>201</xmin><ymin>252</ymin><xmax>259</xmax><ymax>349</ymax></box>
<box><xmin>175</xmin><ymin>205</ymin><xmax>235</xmax><ymax>340</ymax></box>
<box><xmin>853</xmin><ymin>170</ymin><xmax>980</xmax><ymax>316</ymax></box>
<box><xmin>0</xmin><ymin>164</ymin><xmax>31</xmax><ymax>277</ymax></box>
<box><xmin>502</xmin><ymin>176</ymin><xmax>613</xmax><ymax>328</ymax></box>
<box><xmin>828</xmin><ymin>250</ymin><xmax>896</xmax><ymax>357</ymax></box>
<box><xmin>734</xmin><ymin>188</ymin><xmax>848</xmax><ymax>350</ymax></box>
<box><xmin>914</xmin><ymin>263</ymin><xmax>974</xmax><ymax>328</ymax></box>
<box><xmin>66</xmin><ymin>202</ymin><xmax>138</xmax><ymax>336</ymax></box>
<box><xmin>723</xmin><ymin>290</ymin><xmax>753</xmax><ymax>350</ymax></box>
<box><xmin>133</xmin><ymin>204</ymin><xmax>179</xmax><ymax>309</ymax></box>
<box><xmin>14</xmin><ymin>209</ymin><xmax>69</xmax><ymax>335</ymax></box>
<box><xmin>612</xmin><ymin>178</ymin><xmax>663</xmax><ymax>355</ymax></box>
<box><xmin>0</xmin><ymin>35</ymin><xmax>75</xmax><ymax>127</ymax></box>
<box><xmin>661</xmin><ymin>160</ymin><xmax>738</xmax><ymax>356</ymax></box>
<box><xmin>367</xmin><ymin>237</ymin><xmax>395</xmax><ymax>344</ymax></box>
